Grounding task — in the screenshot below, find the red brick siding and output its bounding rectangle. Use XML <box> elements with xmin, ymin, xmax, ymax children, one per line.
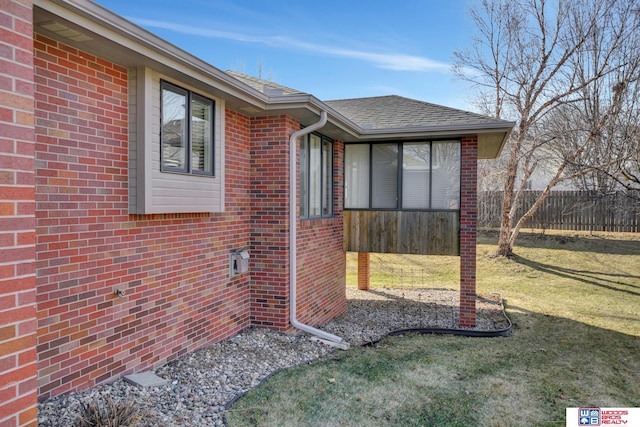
<box><xmin>248</xmin><ymin>118</ymin><xmax>347</xmax><ymax>329</ymax></box>
<box><xmin>0</xmin><ymin>1</ymin><xmax>38</xmax><ymax>426</ymax></box>
<box><xmin>33</xmin><ymin>35</ymin><xmax>251</xmax><ymax>400</ymax></box>
<box><xmin>296</xmin><ymin>140</ymin><xmax>346</xmax><ymax>326</ymax></box>
<box><xmin>459</xmin><ymin>136</ymin><xmax>478</xmax><ymax>327</ymax></box>
<box><xmin>248</xmin><ymin>115</ymin><xmax>296</xmax><ymax>330</ymax></box>
<box><xmin>357</xmin><ymin>252</ymin><xmax>370</xmax><ymax>290</ymax></box>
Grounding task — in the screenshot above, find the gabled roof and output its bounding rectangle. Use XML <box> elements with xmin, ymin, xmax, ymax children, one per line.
<box><xmin>325</xmin><ymin>95</ymin><xmax>511</xmax><ymax>131</ymax></box>
<box><xmin>35</xmin><ymin>0</ymin><xmax>514</xmax><ymax>158</ymax></box>
<box><xmin>228</xmin><ymin>73</ymin><xmax>514</xmax><ymax>158</ymax></box>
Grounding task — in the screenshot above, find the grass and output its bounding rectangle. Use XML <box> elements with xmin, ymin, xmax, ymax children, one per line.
<box><xmin>346</xmin><ymin>251</ymin><xmax>461</xmax><ymax>290</ymax></box>
<box><xmin>227</xmin><ymin>229</ymin><xmax>640</xmax><ymax>426</ymax></box>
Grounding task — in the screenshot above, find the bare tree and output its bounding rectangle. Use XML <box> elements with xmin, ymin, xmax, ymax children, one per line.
<box><xmin>552</xmin><ymin>2</ymin><xmax>640</xmax><ymax>195</ymax></box>
<box><xmin>454</xmin><ymin>0</ymin><xmax>640</xmax><ymax>256</ymax></box>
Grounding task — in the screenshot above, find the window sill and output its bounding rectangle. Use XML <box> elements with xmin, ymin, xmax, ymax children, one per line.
<box><xmin>160</xmin><ymin>169</ymin><xmax>216</xmax><ymax>178</ymax></box>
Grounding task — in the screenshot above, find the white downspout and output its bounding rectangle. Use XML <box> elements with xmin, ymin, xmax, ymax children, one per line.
<box><xmin>289</xmin><ymin>111</ymin><xmax>348</xmax><ymax>348</ymax></box>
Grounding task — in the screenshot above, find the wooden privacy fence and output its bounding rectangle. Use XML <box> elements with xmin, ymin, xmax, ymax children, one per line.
<box><xmin>479</xmin><ymin>190</ymin><xmax>640</xmax><ymax>232</ymax></box>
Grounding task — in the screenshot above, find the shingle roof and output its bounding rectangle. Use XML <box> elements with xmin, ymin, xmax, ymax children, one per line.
<box><xmin>226</xmin><ymin>71</ymin><xmax>305</xmax><ymax>96</ymax></box>
<box><xmin>324</xmin><ymin>95</ymin><xmax>511</xmax><ymax>130</ymax></box>
<box><xmin>225</xmin><ymin>71</ymin><xmax>513</xmax><ymax>147</ymax></box>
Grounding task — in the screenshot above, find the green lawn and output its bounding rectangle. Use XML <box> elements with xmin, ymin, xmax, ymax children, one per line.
<box><xmin>227</xmin><ymin>230</ymin><xmax>640</xmax><ymax>426</ymax></box>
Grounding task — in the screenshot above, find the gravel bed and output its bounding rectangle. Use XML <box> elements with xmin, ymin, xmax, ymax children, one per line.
<box><xmin>38</xmin><ymin>288</ymin><xmax>509</xmax><ymax>427</ymax></box>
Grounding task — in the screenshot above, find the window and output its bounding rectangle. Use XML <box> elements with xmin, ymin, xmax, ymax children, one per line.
<box><xmin>344</xmin><ymin>144</ymin><xmax>369</xmax><ymax>208</ymax></box>
<box><xmin>431</xmin><ymin>142</ymin><xmax>461</xmax><ymax>209</ymax></box>
<box><xmin>402</xmin><ymin>143</ymin><xmax>430</xmax><ymax>209</ymax></box>
<box><xmin>161</xmin><ymin>81</ymin><xmax>214</xmax><ymax>175</ymax></box>
<box><xmin>300</xmin><ymin>133</ymin><xmax>333</xmax><ymax>218</ymax></box>
<box><xmin>129</xmin><ymin>69</ymin><xmax>224</xmax><ymax>214</ymax></box>
<box><xmin>344</xmin><ymin>141</ymin><xmax>460</xmax><ymax>210</ymax></box>
<box><xmin>372</xmin><ymin>143</ymin><xmax>399</xmax><ymax>208</ymax></box>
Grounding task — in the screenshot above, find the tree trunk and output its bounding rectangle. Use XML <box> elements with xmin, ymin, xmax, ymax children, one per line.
<box><xmin>496</xmin><ymin>135</ymin><xmax>520</xmax><ymax>257</ymax></box>
<box><xmin>454</xmin><ymin>0</ymin><xmax>640</xmax><ymax>257</ymax></box>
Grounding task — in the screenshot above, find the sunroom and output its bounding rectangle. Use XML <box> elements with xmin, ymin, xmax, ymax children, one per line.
<box><xmin>325</xmin><ymin>95</ymin><xmax>514</xmax><ymax>326</ymax></box>
<box><xmin>343</xmin><ymin>139</ymin><xmax>462</xmax><ymax>254</ymax></box>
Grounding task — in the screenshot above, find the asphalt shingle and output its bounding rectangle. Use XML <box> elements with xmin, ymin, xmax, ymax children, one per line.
<box><xmin>325</xmin><ymin>95</ymin><xmax>511</xmax><ymax>130</ymax></box>
<box><xmin>226</xmin><ymin>71</ymin><xmax>512</xmax><ymax>131</ymax></box>
<box><xmin>226</xmin><ymin>70</ymin><xmax>304</xmax><ymax>96</ymax></box>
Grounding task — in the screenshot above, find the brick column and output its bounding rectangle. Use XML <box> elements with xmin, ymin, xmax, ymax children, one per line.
<box><xmin>0</xmin><ymin>1</ymin><xmax>38</xmax><ymax>425</ymax></box>
<box><xmin>357</xmin><ymin>252</ymin><xmax>370</xmax><ymax>290</ymax></box>
<box><xmin>459</xmin><ymin>136</ymin><xmax>478</xmax><ymax>327</ymax></box>
<box><xmin>249</xmin><ymin>115</ymin><xmax>298</xmax><ymax>330</ymax></box>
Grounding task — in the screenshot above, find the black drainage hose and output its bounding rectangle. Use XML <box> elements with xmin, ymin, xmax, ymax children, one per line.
<box><xmin>363</xmin><ymin>292</ymin><xmax>513</xmax><ymax>346</ymax></box>
<box><xmin>224</xmin><ymin>294</ymin><xmax>512</xmax><ymax>424</ymax></box>
<box><xmin>362</xmin><ymin>323</ymin><xmax>511</xmax><ymax>346</ymax></box>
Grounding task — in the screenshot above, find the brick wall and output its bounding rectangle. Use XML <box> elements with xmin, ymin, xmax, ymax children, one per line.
<box><xmin>296</xmin><ymin>140</ymin><xmax>346</xmax><ymax>326</ymax></box>
<box><xmin>356</xmin><ymin>252</ymin><xmax>370</xmax><ymax>290</ymax></box>
<box><xmin>459</xmin><ymin>135</ymin><xmax>478</xmax><ymax>327</ymax></box>
<box><xmin>248</xmin><ymin>117</ymin><xmax>347</xmax><ymax>330</ymax></box>
<box><xmin>248</xmin><ymin>115</ymin><xmax>296</xmax><ymax>330</ymax></box>
<box><xmin>0</xmin><ymin>1</ymin><xmax>39</xmax><ymax>426</ymax></box>
<box><xmin>33</xmin><ymin>35</ymin><xmax>251</xmax><ymax>400</ymax></box>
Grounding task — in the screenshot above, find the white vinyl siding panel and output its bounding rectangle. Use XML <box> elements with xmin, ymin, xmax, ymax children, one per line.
<box><xmin>129</xmin><ymin>67</ymin><xmax>225</xmax><ymax>214</ymax></box>
<box><xmin>128</xmin><ymin>67</ymin><xmax>138</xmax><ymax>212</ymax></box>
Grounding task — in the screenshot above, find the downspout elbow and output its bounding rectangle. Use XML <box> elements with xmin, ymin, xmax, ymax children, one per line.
<box><xmin>289</xmin><ymin>112</ymin><xmax>348</xmax><ymax>348</ymax></box>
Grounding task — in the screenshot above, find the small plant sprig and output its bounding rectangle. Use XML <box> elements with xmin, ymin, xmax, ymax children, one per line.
<box><xmin>76</xmin><ymin>395</ymin><xmax>143</xmax><ymax>427</ymax></box>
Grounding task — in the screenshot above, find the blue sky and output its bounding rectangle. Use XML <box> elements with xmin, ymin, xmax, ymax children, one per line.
<box><xmin>95</xmin><ymin>0</ymin><xmax>477</xmax><ymax>110</ymax></box>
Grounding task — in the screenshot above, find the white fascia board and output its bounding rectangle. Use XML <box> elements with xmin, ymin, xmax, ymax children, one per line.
<box><xmin>353</xmin><ymin>124</ymin><xmax>516</xmax><ymax>139</ymax></box>
<box><xmin>35</xmin><ymin>0</ymin><xmax>269</xmax><ymax>108</ymax></box>
<box><xmin>264</xmin><ymin>95</ymin><xmax>362</xmax><ymax>139</ymax></box>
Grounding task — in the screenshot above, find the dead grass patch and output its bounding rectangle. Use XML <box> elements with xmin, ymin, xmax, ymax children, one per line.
<box><xmin>228</xmin><ymin>230</ymin><xmax>640</xmax><ymax>426</ymax></box>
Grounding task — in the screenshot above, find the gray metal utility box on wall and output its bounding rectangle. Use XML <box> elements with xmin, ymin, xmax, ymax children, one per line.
<box><xmin>230</xmin><ymin>249</ymin><xmax>250</xmax><ymax>277</ymax></box>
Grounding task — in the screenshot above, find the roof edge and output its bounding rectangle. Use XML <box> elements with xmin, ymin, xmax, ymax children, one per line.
<box><xmin>353</xmin><ymin>123</ymin><xmax>516</xmax><ymax>138</ymax></box>
<box><xmin>35</xmin><ymin>0</ymin><xmax>271</xmax><ymax>106</ymax></box>
<box><xmin>35</xmin><ymin>0</ymin><xmax>515</xmax><ymax>153</ymax></box>
<box><xmin>264</xmin><ymin>94</ymin><xmax>515</xmax><ymax>143</ymax></box>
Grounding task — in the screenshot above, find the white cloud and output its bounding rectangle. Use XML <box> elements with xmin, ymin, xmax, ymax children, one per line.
<box><xmin>131</xmin><ymin>18</ymin><xmax>269</xmax><ymax>44</ymax></box>
<box><xmin>132</xmin><ymin>18</ymin><xmax>450</xmax><ymax>73</ymax></box>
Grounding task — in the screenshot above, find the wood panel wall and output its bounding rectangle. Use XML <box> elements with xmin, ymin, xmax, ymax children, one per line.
<box><xmin>343</xmin><ymin>210</ymin><xmax>460</xmax><ymax>255</ymax></box>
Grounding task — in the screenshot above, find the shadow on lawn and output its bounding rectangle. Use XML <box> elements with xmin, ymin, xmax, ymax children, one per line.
<box><xmin>227</xmin><ymin>304</ymin><xmax>640</xmax><ymax>427</ymax></box>
<box><xmin>515</xmin><ymin>255</ymin><xmax>640</xmax><ymax>297</ymax></box>
<box><xmin>478</xmin><ymin>229</ymin><xmax>640</xmax><ymax>256</ymax></box>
